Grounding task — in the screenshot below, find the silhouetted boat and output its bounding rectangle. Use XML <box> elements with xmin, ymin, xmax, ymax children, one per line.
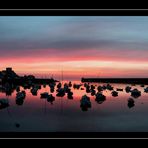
<box><xmin>116</xmin><ymin>88</ymin><xmax>123</xmax><ymax>91</ymax></box>
<box><xmin>106</xmin><ymin>84</ymin><xmax>113</xmax><ymax>90</ymax></box>
<box><xmin>131</xmin><ymin>89</ymin><xmax>141</xmax><ymax>98</ymax></box>
<box><xmin>90</xmin><ymin>85</ymin><xmax>95</xmax><ymax>90</ymax></box>
<box><xmin>31</xmin><ymin>87</ymin><xmax>38</xmax><ymax>96</ymax></box>
<box><xmin>95</xmin><ymin>92</ymin><xmax>106</xmax><ymax>104</ymax></box>
<box><xmin>111</xmin><ymin>91</ymin><xmax>118</xmax><ymax>97</ymax></box>
<box><xmin>91</xmin><ymin>89</ymin><xmax>96</xmax><ymax>96</ymax></box>
<box><xmin>68</xmin><ymin>81</ymin><xmax>72</xmax><ymax>87</ymax></box>
<box><xmin>64</xmin><ymin>83</ymin><xmax>69</xmax><ymax>92</ymax></box>
<box><xmin>102</xmin><ymin>85</ymin><xmax>107</xmax><ymax>90</ymax></box>
<box><xmin>144</xmin><ymin>87</ymin><xmax>148</xmax><ymax>93</ymax></box>
<box><xmin>40</xmin><ymin>92</ymin><xmax>49</xmax><ymax>98</ymax></box>
<box><xmin>49</xmin><ymin>83</ymin><xmax>55</xmax><ymax>89</ymax></box>
<box><xmin>56</xmin><ymin>88</ymin><xmax>65</xmax><ymax>97</ymax></box>
<box><xmin>125</xmin><ymin>86</ymin><xmax>132</xmax><ymax>93</ymax></box>
<box><xmin>57</xmin><ymin>82</ymin><xmax>62</xmax><ymax>89</ymax></box>
<box><xmin>97</xmin><ymin>86</ymin><xmax>103</xmax><ymax>91</ymax></box>
<box><xmin>73</xmin><ymin>84</ymin><xmax>82</xmax><ymax>89</ymax></box>
<box><xmin>49</xmin><ymin>83</ymin><xmax>55</xmax><ymax>93</ymax></box>
<box><xmin>84</xmin><ymin>83</ymin><xmax>88</xmax><ymax>88</ymax></box>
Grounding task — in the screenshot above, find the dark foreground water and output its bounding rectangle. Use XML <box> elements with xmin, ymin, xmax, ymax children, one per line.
<box><xmin>0</xmin><ymin>81</ymin><xmax>148</xmax><ymax>132</ymax></box>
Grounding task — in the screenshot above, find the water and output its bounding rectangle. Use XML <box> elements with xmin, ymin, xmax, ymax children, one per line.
<box><xmin>0</xmin><ymin>81</ymin><xmax>148</xmax><ymax>132</ymax></box>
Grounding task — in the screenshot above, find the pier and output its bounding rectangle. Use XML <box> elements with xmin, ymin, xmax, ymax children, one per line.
<box><xmin>81</xmin><ymin>78</ymin><xmax>148</xmax><ymax>84</ymax></box>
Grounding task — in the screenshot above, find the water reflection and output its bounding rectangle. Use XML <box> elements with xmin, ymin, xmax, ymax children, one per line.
<box><xmin>128</xmin><ymin>98</ymin><xmax>135</xmax><ymax>108</ymax></box>
<box><xmin>1</xmin><ymin>81</ymin><xmax>148</xmax><ymax>132</ymax></box>
<box><xmin>16</xmin><ymin>91</ymin><xmax>26</xmax><ymax>106</ymax></box>
<box><xmin>95</xmin><ymin>92</ymin><xmax>106</xmax><ymax>104</ymax></box>
<box><xmin>0</xmin><ymin>98</ymin><xmax>9</xmax><ymax>109</ymax></box>
<box><xmin>47</xmin><ymin>94</ymin><xmax>55</xmax><ymax>105</ymax></box>
<box><xmin>80</xmin><ymin>95</ymin><xmax>91</xmax><ymax>111</ymax></box>
<box><xmin>0</xmin><ymin>81</ymin><xmax>148</xmax><ymax>112</ymax></box>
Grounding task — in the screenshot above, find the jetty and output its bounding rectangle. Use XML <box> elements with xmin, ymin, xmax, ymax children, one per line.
<box><xmin>81</xmin><ymin>78</ymin><xmax>148</xmax><ymax>84</ymax></box>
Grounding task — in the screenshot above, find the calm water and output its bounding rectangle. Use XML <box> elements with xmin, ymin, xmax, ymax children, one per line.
<box><xmin>0</xmin><ymin>81</ymin><xmax>148</xmax><ymax>132</ymax></box>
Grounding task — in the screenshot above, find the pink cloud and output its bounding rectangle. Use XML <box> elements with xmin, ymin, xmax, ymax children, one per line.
<box><xmin>0</xmin><ymin>48</ymin><xmax>148</xmax><ymax>64</ymax></box>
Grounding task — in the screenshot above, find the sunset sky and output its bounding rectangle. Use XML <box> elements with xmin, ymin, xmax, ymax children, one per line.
<box><xmin>0</xmin><ymin>16</ymin><xmax>148</xmax><ymax>80</ymax></box>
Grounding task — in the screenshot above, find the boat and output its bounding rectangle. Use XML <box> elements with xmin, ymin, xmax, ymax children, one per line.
<box><xmin>73</xmin><ymin>84</ymin><xmax>82</xmax><ymax>89</ymax></box>
<box><xmin>91</xmin><ymin>89</ymin><xmax>96</xmax><ymax>96</ymax></box>
<box><xmin>31</xmin><ymin>87</ymin><xmax>38</xmax><ymax>95</ymax></box>
<box><xmin>50</xmin><ymin>87</ymin><xmax>54</xmax><ymax>93</ymax></box>
<box><xmin>125</xmin><ymin>86</ymin><xmax>132</xmax><ymax>93</ymax></box>
<box><xmin>95</xmin><ymin>92</ymin><xmax>106</xmax><ymax>104</ymax></box>
<box><xmin>97</xmin><ymin>86</ymin><xmax>103</xmax><ymax>91</ymax></box>
<box><xmin>57</xmin><ymin>82</ymin><xmax>62</xmax><ymax>89</ymax></box>
<box><xmin>90</xmin><ymin>85</ymin><xmax>95</xmax><ymax>90</ymax></box>
<box><xmin>106</xmin><ymin>84</ymin><xmax>113</xmax><ymax>90</ymax></box>
<box><xmin>144</xmin><ymin>87</ymin><xmax>148</xmax><ymax>93</ymax></box>
<box><xmin>131</xmin><ymin>89</ymin><xmax>141</xmax><ymax>98</ymax></box>
<box><xmin>68</xmin><ymin>81</ymin><xmax>72</xmax><ymax>87</ymax></box>
<box><xmin>64</xmin><ymin>83</ymin><xmax>69</xmax><ymax>92</ymax></box>
<box><xmin>56</xmin><ymin>88</ymin><xmax>65</xmax><ymax>97</ymax></box>
<box><xmin>116</xmin><ymin>88</ymin><xmax>123</xmax><ymax>91</ymax></box>
<box><xmin>111</xmin><ymin>91</ymin><xmax>118</xmax><ymax>97</ymax></box>
<box><xmin>102</xmin><ymin>85</ymin><xmax>107</xmax><ymax>90</ymax></box>
<box><xmin>40</xmin><ymin>92</ymin><xmax>49</xmax><ymax>98</ymax></box>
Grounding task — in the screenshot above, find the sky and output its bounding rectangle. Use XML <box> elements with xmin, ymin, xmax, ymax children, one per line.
<box><xmin>0</xmin><ymin>16</ymin><xmax>148</xmax><ymax>80</ymax></box>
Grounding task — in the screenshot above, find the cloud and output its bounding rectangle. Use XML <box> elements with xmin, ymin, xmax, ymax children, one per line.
<box><xmin>1</xmin><ymin>16</ymin><xmax>148</xmax><ymax>52</ymax></box>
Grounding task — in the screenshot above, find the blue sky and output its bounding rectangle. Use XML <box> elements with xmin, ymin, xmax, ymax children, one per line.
<box><xmin>0</xmin><ymin>16</ymin><xmax>148</xmax><ymax>50</ymax></box>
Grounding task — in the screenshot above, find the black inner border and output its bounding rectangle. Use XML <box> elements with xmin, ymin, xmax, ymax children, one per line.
<box><xmin>0</xmin><ymin>9</ymin><xmax>148</xmax><ymax>16</ymax></box>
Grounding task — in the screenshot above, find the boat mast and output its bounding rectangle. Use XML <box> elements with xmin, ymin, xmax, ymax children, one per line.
<box><xmin>62</xmin><ymin>68</ymin><xmax>63</xmax><ymax>85</ymax></box>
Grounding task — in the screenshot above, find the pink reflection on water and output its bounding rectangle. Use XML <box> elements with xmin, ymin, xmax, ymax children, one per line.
<box><xmin>1</xmin><ymin>82</ymin><xmax>148</xmax><ymax>132</ymax></box>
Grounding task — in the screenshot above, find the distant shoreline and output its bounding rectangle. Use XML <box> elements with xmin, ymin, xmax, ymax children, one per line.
<box><xmin>0</xmin><ymin>78</ymin><xmax>59</xmax><ymax>85</ymax></box>
<box><xmin>81</xmin><ymin>78</ymin><xmax>148</xmax><ymax>84</ymax></box>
